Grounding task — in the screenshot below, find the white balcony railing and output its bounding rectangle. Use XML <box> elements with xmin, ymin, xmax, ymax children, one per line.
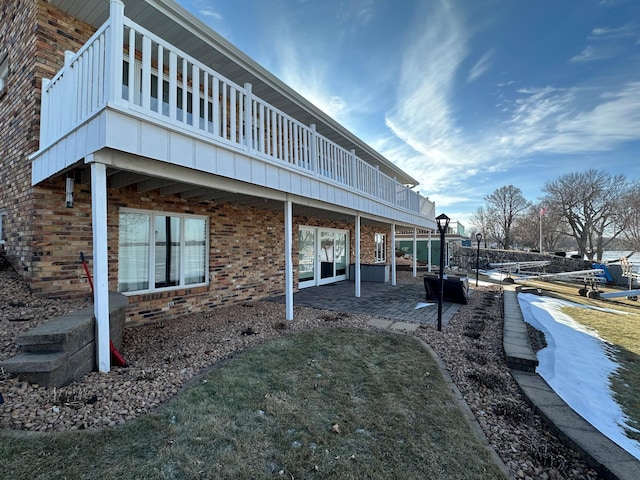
<box><xmin>38</xmin><ymin>3</ymin><xmax>435</xmax><ymax>220</ymax></box>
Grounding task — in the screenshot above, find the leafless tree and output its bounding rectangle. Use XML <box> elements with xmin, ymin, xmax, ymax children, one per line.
<box><xmin>512</xmin><ymin>203</ymin><xmax>566</xmax><ymax>252</ymax></box>
<box><xmin>483</xmin><ymin>185</ymin><xmax>530</xmax><ymax>250</ymax></box>
<box><xmin>542</xmin><ymin>169</ymin><xmax>628</xmax><ymax>262</ymax></box>
<box><xmin>619</xmin><ymin>181</ymin><xmax>640</xmax><ymax>251</ymax></box>
<box><xmin>469</xmin><ymin>206</ymin><xmax>494</xmax><ymax>247</ymax></box>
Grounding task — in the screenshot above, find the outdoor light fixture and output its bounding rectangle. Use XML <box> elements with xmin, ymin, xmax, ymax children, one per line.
<box><xmin>65</xmin><ymin>176</ymin><xmax>74</xmax><ymax>208</ymax></box>
<box><xmin>475</xmin><ymin>232</ymin><xmax>483</xmax><ymax>288</ymax></box>
<box><xmin>435</xmin><ymin>213</ymin><xmax>450</xmax><ymax>332</ymax></box>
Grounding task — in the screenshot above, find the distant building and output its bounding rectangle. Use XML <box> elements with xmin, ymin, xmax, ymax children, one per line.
<box><xmin>395</xmin><ymin>220</ymin><xmax>470</xmax><ymax>267</ymax></box>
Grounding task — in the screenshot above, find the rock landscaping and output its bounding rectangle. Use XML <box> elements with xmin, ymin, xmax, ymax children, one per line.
<box><xmin>0</xmin><ymin>252</ymin><xmax>602</xmax><ymax>479</ymax></box>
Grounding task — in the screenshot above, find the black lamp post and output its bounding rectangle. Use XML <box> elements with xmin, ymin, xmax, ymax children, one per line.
<box><xmin>436</xmin><ymin>213</ymin><xmax>450</xmax><ymax>332</ymax></box>
<box><xmin>475</xmin><ymin>232</ymin><xmax>483</xmax><ymax>287</ymax></box>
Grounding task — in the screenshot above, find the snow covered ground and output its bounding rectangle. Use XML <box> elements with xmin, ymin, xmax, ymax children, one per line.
<box><xmin>517</xmin><ymin>293</ymin><xmax>640</xmax><ymax>460</ymax></box>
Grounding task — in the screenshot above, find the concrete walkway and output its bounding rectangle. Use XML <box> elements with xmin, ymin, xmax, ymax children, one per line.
<box><xmin>503</xmin><ymin>286</ymin><xmax>640</xmax><ymax>480</ymax></box>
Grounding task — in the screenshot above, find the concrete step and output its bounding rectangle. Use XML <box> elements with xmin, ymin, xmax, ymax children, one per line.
<box><xmin>16</xmin><ymin>309</ymin><xmax>94</xmax><ymax>354</ymax></box>
<box><xmin>1</xmin><ymin>342</ymin><xmax>95</xmax><ymax>387</ymax></box>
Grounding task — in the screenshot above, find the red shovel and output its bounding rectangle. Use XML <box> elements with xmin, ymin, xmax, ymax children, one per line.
<box><xmin>80</xmin><ymin>252</ymin><xmax>128</xmax><ymax>367</ymax></box>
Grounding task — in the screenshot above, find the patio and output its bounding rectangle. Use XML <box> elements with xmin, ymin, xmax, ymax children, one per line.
<box><xmin>269</xmin><ymin>278</ymin><xmax>463</xmax><ymax>327</ymax></box>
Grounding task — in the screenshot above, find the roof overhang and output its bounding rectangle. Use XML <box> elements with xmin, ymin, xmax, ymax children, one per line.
<box><xmin>46</xmin><ymin>0</ymin><xmax>420</xmax><ymax>187</ymax></box>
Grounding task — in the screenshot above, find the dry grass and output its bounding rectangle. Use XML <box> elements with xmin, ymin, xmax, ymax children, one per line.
<box><xmin>0</xmin><ymin>328</ymin><xmax>508</xmax><ymax>480</ymax></box>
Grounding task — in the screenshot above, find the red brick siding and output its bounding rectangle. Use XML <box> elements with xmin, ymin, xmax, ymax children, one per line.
<box><xmin>0</xmin><ymin>0</ymin><xmax>95</xmax><ymax>286</ymax></box>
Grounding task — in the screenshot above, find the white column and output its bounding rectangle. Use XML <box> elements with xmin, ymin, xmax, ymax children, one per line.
<box><xmin>412</xmin><ymin>227</ymin><xmax>417</xmax><ymax>278</ymax></box>
<box><xmin>355</xmin><ymin>215</ymin><xmax>361</xmax><ymax>298</ymax></box>
<box><xmin>284</xmin><ymin>200</ymin><xmax>294</xmax><ymax>320</ymax></box>
<box><xmin>90</xmin><ymin>159</ymin><xmax>110</xmax><ymax>372</ymax></box>
<box><xmin>391</xmin><ymin>224</ymin><xmax>396</xmax><ymax>286</ymax></box>
<box><xmin>428</xmin><ymin>230</ymin><xmax>432</xmax><ymax>273</ymax></box>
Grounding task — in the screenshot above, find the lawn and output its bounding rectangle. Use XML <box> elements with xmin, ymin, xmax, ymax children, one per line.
<box><xmin>0</xmin><ymin>328</ymin><xmax>508</xmax><ymax>480</ymax></box>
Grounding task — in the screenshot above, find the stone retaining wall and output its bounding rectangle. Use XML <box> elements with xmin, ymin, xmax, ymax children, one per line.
<box><xmin>452</xmin><ymin>245</ymin><xmax>592</xmax><ymax>274</ymax></box>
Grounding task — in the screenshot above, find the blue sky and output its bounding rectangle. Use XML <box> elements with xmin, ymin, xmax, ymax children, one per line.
<box><xmin>175</xmin><ymin>0</ymin><xmax>640</xmax><ymax>226</ymax></box>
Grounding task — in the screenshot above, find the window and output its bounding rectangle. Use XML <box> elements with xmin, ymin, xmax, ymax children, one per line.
<box><xmin>0</xmin><ymin>54</ymin><xmax>8</xmax><ymax>94</ymax></box>
<box><xmin>118</xmin><ymin>210</ymin><xmax>208</xmax><ymax>293</ymax></box>
<box><xmin>375</xmin><ymin>233</ymin><xmax>386</xmax><ymax>263</ymax></box>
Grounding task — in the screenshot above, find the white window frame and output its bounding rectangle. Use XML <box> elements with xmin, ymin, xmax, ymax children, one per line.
<box><xmin>118</xmin><ymin>208</ymin><xmax>209</xmax><ymax>294</ymax></box>
<box><xmin>375</xmin><ymin>233</ymin><xmax>386</xmax><ymax>263</ymax></box>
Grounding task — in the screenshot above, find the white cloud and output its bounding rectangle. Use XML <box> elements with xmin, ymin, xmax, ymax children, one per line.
<box><xmin>384</xmin><ymin>1</ymin><xmax>469</xmax><ymax>163</ymax></box>
<box><xmin>498</xmin><ymin>82</ymin><xmax>640</xmax><ymax>155</ymax></box>
<box><xmin>198</xmin><ymin>7</ymin><xmax>222</xmax><ymax>20</ymax></box>
<box><xmin>589</xmin><ymin>24</ymin><xmax>636</xmax><ymax>39</ymax></box>
<box><xmin>569</xmin><ymin>45</ymin><xmax>615</xmax><ymax>62</ymax></box>
<box><xmin>468</xmin><ymin>51</ymin><xmax>492</xmax><ymax>83</ymax></box>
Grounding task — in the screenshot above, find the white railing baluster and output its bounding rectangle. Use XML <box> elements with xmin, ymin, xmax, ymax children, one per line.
<box><xmin>259</xmin><ymin>102</ymin><xmax>266</xmax><ymax>154</ymax></box>
<box><xmin>127</xmin><ymin>28</ymin><xmax>135</xmax><ymax>103</ymax></box>
<box><xmin>230</xmin><ymin>87</ymin><xmax>237</xmax><ymax>141</ymax></box>
<box><xmin>156</xmin><ymin>44</ymin><xmax>163</xmax><ymax>114</ymax></box>
<box><xmin>212</xmin><ymin>76</ymin><xmax>219</xmax><ymax>136</ymax></box>
<box><xmin>243</xmin><ymin>83</ymin><xmax>252</xmax><ymax>150</ymax></box>
<box><xmin>221</xmin><ymin>83</ymin><xmax>228</xmax><ymax>139</ymax></box>
<box><xmin>141</xmin><ymin>35</ymin><xmax>151</xmax><ymax>110</ymax></box>
<box><xmin>181</xmin><ymin>58</ymin><xmax>188</xmax><ymax>124</ymax></box>
<box><xmin>202</xmin><ymin>70</ymin><xmax>208</xmax><ymax>130</ymax></box>
<box><xmin>168</xmin><ymin>51</ymin><xmax>177</xmax><ymax>120</ymax></box>
<box><xmin>192</xmin><ymin>64</ymin><xmax>200</xmax><ymax>129</ymax></box>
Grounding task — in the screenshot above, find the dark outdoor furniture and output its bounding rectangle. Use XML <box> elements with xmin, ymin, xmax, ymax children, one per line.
<box><xmin>424</xmin><ymin>273</ymin><xmax>469</xmax><ymax>305</ymax></box>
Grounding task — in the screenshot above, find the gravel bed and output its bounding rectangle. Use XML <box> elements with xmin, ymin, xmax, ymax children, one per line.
<box><xmin>0</xmin><ymin>254</ymin><xmax>602</xmax><ymax>479</ymax></box>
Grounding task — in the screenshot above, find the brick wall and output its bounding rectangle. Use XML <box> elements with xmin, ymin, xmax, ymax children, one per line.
<box><xmin>0</xmin><ymin>0</ymin><xmax>95</xmax><ymax>286</ymax></box>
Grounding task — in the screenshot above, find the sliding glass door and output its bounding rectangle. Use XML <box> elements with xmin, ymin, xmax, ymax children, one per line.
<box><xmin>299</xmin><ymin>227</ymin><xmax>349</xmax><ymax>288</ymax></box>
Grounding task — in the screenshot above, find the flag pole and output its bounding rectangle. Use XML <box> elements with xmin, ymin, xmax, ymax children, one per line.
<box><xmin>539</xmin><ymin>208</ymin><xmax>543</xmax><ymax>253</ymax></box>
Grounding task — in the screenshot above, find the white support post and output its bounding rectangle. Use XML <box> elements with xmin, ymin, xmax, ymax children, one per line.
<box><xmin>63</xmin><ymin>51</ymin><xmax>75</xmax><ymax>137</ymax></box>
<box><xmin>391</xmin><ymin>224</ymin><xmax>396</xmax><ymax>286</ymax></box>
<box><xmin>89</xmin><ymin>159</ymin><xmax>110</xmax><ymax>373</ymax></box>
<box><xmin>355</xmin><ymin>215</ymin><xmax>361</xmax><ymax>298</ymax></box>
<box><xmin>413</xmin><ymin>227</ymin><xmax>418</xmax><ymax>278</ymax></box>
<box><xmin>284</xmin><ymin>200</ymin><xmax>294</xmax><ymax>320</ymax></box>
<box><xmin>428</xmin><ymin>230</ymin><xmax>432</xmax><ymax>273</ymax></box>
<box><xmin>107</xmin><ymin>0</ymin><xmax>124</xmax><ymax>106</ymax></box>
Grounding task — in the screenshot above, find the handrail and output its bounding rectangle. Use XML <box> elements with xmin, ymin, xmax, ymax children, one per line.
<box><xmin>37</xmin><ymin>11</ymin><xmax>435</xmax><ymax>219</ymax></box>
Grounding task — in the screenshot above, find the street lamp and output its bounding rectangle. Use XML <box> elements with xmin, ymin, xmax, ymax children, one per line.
<box><xmin>436</xmin><ymin>213</ymin><xmax>450</xmax><ymax>332</ymax></box>
<box><xmin>475</xmin><ymin>232</ymin><xmax>483</xmax><ymax>287</ymax></box>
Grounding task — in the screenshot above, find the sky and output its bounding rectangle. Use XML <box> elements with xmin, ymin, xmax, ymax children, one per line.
<box><xmin>174</xmin><ymin>0</ymin><xmax>640</xmax><ymax>226</ymax></box>
<box><xmin>517</xmin><ymin>292</ymin><xmax>640</xmax><ymax>461</ymax></box>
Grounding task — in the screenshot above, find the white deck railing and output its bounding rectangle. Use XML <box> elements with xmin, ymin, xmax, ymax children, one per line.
<box><xmin>38</xmin><ymin>4</ymin><xmax>435</xmax><ymax>220</ymax></box>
